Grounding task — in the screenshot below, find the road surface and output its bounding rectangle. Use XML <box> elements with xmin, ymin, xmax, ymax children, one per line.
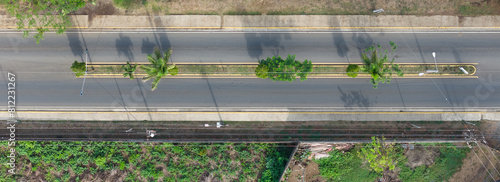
<box><xmin>0</xmin><ymin>31</ymin><xmax>499</xmax><ymax>112</ymax></box>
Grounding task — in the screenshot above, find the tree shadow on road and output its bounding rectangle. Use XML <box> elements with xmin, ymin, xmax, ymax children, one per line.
<box><xmin>115</xmin><ymin>33</ymin><xmax>134</xmax><ymax>61</ymax></box>
<box><xmin>244</xmin><ymin>33</ymin><xmax>291</xmax><ymax>60</ymax></box>
<box><xmin>144</xmin><ymin>10</ymin><xmax>172</xmax><ymax>61</ymax></box>
<box><xmin>141</xmin><ymin>37</ymin><xmax>157</xmax><ymax>55</ymax></box>
<box><xmin>241</xmin><ymin>16</ymin><xmax>291</xmax><ymax>60</ymax></box>
<box><xmin>66</xmin><ymin>32</ymin><xmax>84</xmax><ymax>62</ymax></box>
<box><xmin>351</xmin><ymin>32</ymin><xmax>373</xmax><ymax>59</ymax></box>
<box><xmin>337</xmin><ymin>86</ymin><xmax>371</xmax><ymax>108</ymax></box>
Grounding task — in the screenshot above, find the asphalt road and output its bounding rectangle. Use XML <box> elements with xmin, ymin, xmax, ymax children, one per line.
<box><xmin>0</xmin><ymin>32</ymin><xmax>499</xmax><ymax>112</ymax></box>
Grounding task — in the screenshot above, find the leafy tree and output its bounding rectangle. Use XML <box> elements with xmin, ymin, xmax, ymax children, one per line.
<box><xmin>255</xmin><ymin>64</ymin><xmax>269</xmax><ymax>79</ymax></box>
<box><xmin>0</xmin><ymin>0</ymin><xmax>95</xmax><ymax>44</ymax></box>
<box><xmin>346</xmin><ymin>64</ymin><xmax>359</xmax><ymax>78</ymax></box>
<box><xmin>140</xmin><ymin>47</ymin><xmax>178</xmax><ymax>91</ymax></box>
<box><xmin>349</xmin><ymin>41</ymin><xmax>403</xmax><ymax>89</ymax></box>
<box><xmin>255</xmin><ymin>55</ymin><xmax>313</xmax><ymax>82</ymax></box>
<box><xmin>122</xmin><ymin>62</ymin><xmax>137</xmax><ymax>80</ymax></box>
<box><xmin>357</xmin><ymin>136</ymin><xmax>402</xmax><ymax>174</ymax></box>
<box><xmin>70</xmin><ymin>60</ymin><xmax>86</xmax><ymax>77</ymax></box>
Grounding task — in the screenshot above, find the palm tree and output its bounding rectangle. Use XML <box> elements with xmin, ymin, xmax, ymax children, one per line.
<box><xmin>122</xmin><ymin>62</ymin><xmax>137</xmax><ymax>80</ymax></box>
<box><xmin>141</xmin><ymin>47</ymin><xmax>178</xmax><ymax>91</ymax></box>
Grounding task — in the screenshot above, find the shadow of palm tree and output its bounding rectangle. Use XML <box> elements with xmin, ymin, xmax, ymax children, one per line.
<box><xmin>116</xmin><ymin>33</ymin><xmax>134</xmax><ymax>61</ymax></box>
<box><xmin>338</xmin><ymin>86</ymin><xmax>371</xmax><ymax>108</ymax></box>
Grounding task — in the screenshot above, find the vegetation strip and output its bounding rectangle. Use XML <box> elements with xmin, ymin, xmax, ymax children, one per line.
<box><xmin>286</xmin><ymin>141</ymin><xmax>472</xmax><ymax>182</ymax></box>
<box><xmin>0</xmin><ymin>141</ymin><xmax>294</xmax><ymax>182</ymax></box>
<box><xmin>86</xmin><ymin>63</ymin><xmax>476</xmax><ymax>77</ymax></box>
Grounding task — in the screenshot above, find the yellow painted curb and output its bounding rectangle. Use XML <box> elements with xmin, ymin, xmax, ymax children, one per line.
<box><xmin>0</xmin><ymin>111</ymin><xmax>489</xmax><ymax>114</ymax></box>
<box><xmin>88</xmin><ymin>62</ymin><xmax>479</xmax><ymax>65</ymax></box>
<box><xmin>8</xmin><ymin>26</ymin><xmax>500</xmax><ymax>29</ymax></box>
<box><xmin>84</xmin><ymin>74</ymin><xmax>478</xmax><ymax>79</ymax></box>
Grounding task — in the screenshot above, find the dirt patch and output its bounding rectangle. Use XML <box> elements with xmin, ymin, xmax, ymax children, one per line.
<box><xmin>76</xmin><ymin>0</ymin><xmax>117</xmax><ymax>22</ymax></box>
<box><xmin>383</xmin><ymin>167</ymin><xmax>401</xmax><ymax>182</ymax></box>
<box><xmin>479</xmin><ymin>120</ymin><xmax>500</xmax><ymax>150</ymax></box>
<box><xmin>404</xmin><ymin>144</ymin><xmax>440</xmax><ymax>169</ymax></box>
<box><xmin>283</xmin><ymin>143</ymin><xmax>355</xmax><ymax>182</ymax></box>
<box><xmin>287</xmin><ymin>160</ymin><xmax>326</xmax><ymax>182</ymax></box>
<box><xmin>449</xmin><ymin>143</ymin><xmax>500</xmax><ymax>182</ymax></box>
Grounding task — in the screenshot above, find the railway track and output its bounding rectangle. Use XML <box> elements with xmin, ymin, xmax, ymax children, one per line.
<box><xmin>1</xmin><ymin>120</ymin><xmax>482</xmax><ymax>143</ymax></box>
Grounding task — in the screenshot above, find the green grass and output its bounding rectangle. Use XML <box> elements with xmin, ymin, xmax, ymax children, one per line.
<box><xmin>315</xmin><ymin>143</ymin><xmax>469</xmax><ymax>182</ymax></box>
<box><xmin>0</xmin><ymin>141</ymin><xmax>293</xmax><ymax>181</ymax></box>
<box><xmin>458</xmin><ymin>2</ymin><xmax>495</xmax><ymax>16</ymax></box>
<box><xmin>113</xmin><ymin>0</ymin><xmax>144</xmax><ymax>9</ymax></box>
<box><xmin>398</xmin><ymin>143</ymin><xmax>470</xmax><ymax>182</ymax></box>
<box><xmin>315</xmin><ymin>147</ymin><xmax>381</xmax><ymax>181</ymax></box>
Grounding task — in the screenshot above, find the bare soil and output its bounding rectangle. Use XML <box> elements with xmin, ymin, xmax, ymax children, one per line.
<box><xmin>404</xmin><ymin>145</ymin><xmax>440</xmax><ymax>169</ymax></box>
<box><xmin>449</xmin><ymin>143</ymin><xmax>500</xmax><ymax>182</ymax></box>
<box><xmin>77</xmin><ymin>0</ymin><xmax>500</xmax><ymax>16</ymax></box>
<box><xmin>285</xmin><ymin>146</ymin><xmax>327</xmax><ymax>182</ymax></box>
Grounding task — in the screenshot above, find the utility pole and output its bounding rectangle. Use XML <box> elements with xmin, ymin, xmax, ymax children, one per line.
<box><xmin>80</xmin><ymin>49</ymin><xmax>88</xmax><ymax>96</ymax></box>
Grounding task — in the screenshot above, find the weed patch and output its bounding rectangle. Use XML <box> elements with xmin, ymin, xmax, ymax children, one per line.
<box><xmin>0</xmin><ymin>141</ymin><xmax>293</xmax><ymax>181</ymax></box>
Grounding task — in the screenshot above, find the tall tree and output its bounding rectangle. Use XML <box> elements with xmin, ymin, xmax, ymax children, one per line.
<box><xmin>255</xmin><ymin>55</ymin><xmax>312</xmax><ymax>82</ymax></box>
<box><xmin>1</xmin><ymin>0</ymin><xmax>94</xmax><ymax>44</ymax></box>
<box><xmin>347</xmin><ymin>41</ymin><xmax>403</xmax><ymax>89</ymax></box>
<box><xmin>122</xmin><ymin>62</ymin><xmax>137</xmax><ymax>80</ymax></box>
<box><xmin>140</xmin><ymin>47</ymin><xmax>178</xmax><ymax>91</ymax></box>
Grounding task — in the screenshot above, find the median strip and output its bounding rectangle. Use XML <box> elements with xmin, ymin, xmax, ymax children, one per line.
<box><xmin>81</xmin><ymin>63</ymin><xmax>477</xmax><ymax>79</ymax></box>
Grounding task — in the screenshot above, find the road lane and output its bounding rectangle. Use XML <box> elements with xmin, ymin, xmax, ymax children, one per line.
<box><xmin>1</xmin><ymin>72</ymin><xmax>498</xmax><ymax>111</ymax></box>
<box><xmin>0</xmin><ymin>31</ymin><xmax>499</xmax><ymax>111</ymax></box>
<box><xmin>0</xmin><ymin>32</ymin><xmax>499</xmax><ymax>66</ymax></box>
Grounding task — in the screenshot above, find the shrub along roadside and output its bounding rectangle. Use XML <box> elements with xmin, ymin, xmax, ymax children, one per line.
<box><xmin>398</xmin><ymin>143</ymin><xmax>470</xmax><ymax>182</ymax></box>
<box><xmin>255</xmin><ymin>55</ymin><xmax>313</xmax><ymax>82</ymax></box>
<box><xmin>316</xmin><ymin>148</ymin><xmax>381</xmax><ymax>181</ymax></box>
<box><xmin>0</xmin><ymin>141</ymin><xmax>294</xmax><ymax>182</ymax></box>
<box><xmin>314</xmin><ymin>142</ymin><xmax>470</xmax><ymax>182</ymax></box>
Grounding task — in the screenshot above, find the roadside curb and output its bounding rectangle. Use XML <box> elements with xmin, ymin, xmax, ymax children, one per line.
<box><xmin>2</xmin><ymin>15</ymin><xmax>500</xmax><ymax>31</ymax></box>
<box><xmin>84</xmin><ymin>74</ymin><xmax>478</xmax><ymax>79</ymax></box>
<box><xmin>1</xmin><ymin>110</ymin><xmax>496</xmax><ymax>122</ymax></box>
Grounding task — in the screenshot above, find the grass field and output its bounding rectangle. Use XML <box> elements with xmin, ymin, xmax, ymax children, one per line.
<box><xmin>0</xmin><ymin>141</ymin><xmax>294</xmax><ymax>182</ymax></box>
<box><xmin>312</xmin><ymin>142</ymin><xmax>470</xmax><ymax>182</ymax></box>
<box><xmin>100</xmin><ymin>0</ymin><xmax>500</xmax><ymax>16</ymax></box>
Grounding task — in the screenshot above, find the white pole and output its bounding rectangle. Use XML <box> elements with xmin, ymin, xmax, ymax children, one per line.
<box><xmin>80</xmin><ymin>49</ymin><xmax>88</xmax><ymax>96</ymax></box>
<box><xmin>432</xmin><ymin>52</ymin><xmax>438</xmax><ymax>70</ymax></box>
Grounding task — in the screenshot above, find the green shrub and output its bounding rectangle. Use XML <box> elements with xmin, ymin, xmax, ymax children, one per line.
<box><xmin>1</xmin><ymin>141</ymin><xmax>293</xmax><ymax>181</ymax></box>
<box><xmin>259</xmin><ymin>145</ymin><xmax>294</xmax><ymax>182</ymax></box>
<box><xmin>256</xmin><ymin>55</ymin><xmax>313</xmax><ymax>82</ymax></box>
<box><xmin>70</xmin><ymin>61</ymin><xmax>86</xmax><ymax>77</ymax></box>
<box><xmin>316</xmin><ymin>147</ymin><xmax>380</xmax><ymax>181</ymax></box>
<box><xmin>398</xmin><ymin>143</ymin><xmax>470</xmax><ymax>182</ymax></box>
<box><xmin>346</xmin><ymin>64</ymin><xmax>359</xmax><ymax>78</ymax></box>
